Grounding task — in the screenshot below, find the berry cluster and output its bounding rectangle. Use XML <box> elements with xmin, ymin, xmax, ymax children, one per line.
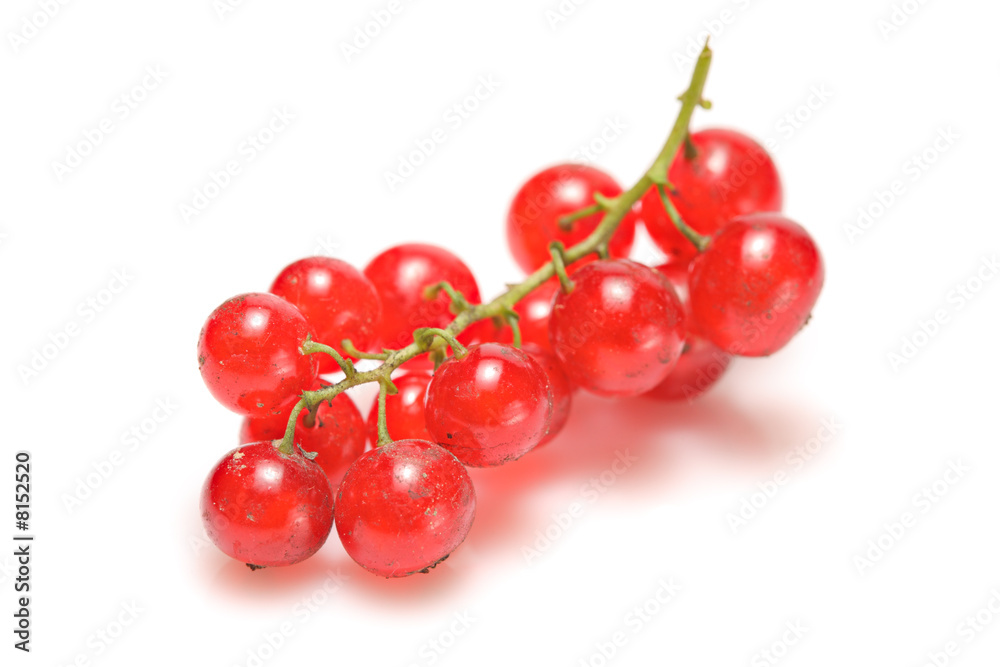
<box><xmin>196</xmin><ymin>45</ymin><xmax>824</xmax><ymax>577</ymax></box>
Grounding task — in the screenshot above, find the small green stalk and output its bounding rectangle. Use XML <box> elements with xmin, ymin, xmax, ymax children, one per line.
<box><xmin>280</xmin><ymin>42</ymin><xmax>714</xmax><ymax>441</ymax></box>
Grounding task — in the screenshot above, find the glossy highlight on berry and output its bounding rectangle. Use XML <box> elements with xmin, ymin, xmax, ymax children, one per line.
<box><xmin>549</xmin><ymin>260</ymin><xmax>686</xmax><ymax>397</ymax></box>
<box><xmin>425</xmin><ymin>343</ymin><xmax>552</xmax><ymax>467</ymax></box>
<box><xmin>335</xmin><ymin>440</ymin><xmax>476</xmax><ymax>578</ymax></box>
<box><xmin>197</xmin><ymin>293</ymin><xmax>318</xmax><ymax>418</ymax></box>
<box><xmin>689</xmin><ymin>213</ymin><xmax>824</xmax><ymax>357</ymax></box>
<box><xmin>201</xmin><ymin>441</ymin><xmax>334</xmax><ymax>568</ymax></box>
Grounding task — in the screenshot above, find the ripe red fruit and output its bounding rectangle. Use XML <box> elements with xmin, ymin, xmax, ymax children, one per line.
<box><xmin>644</xmin><ymin>263</ymin><xmax>733</xmax><ymax>401</ymax></box>
<box><xmin>197</xmin><ymin>293</ymin><xmax>318</xmax><ymax>418</ymax></box>
<box><xmin>201</xmin><ymin>441</ymin><xmax>334</xmax><ymax>567</ymax></box>
<box><xmin>335</xmin><ymin>440</ymin><xmax>476</xmax><ymax>578</ymax></box>
<box><xmin>522</xmin><ymin>343</ymin><xmax>572</xmax><ymax>446</ymax></box>
<box><xmin>506</xmin><ymin>164</ymin><xmax>637</xmax><ymax>273</ymax></box>
<box><xmin>689</xmin><ymin>213</ymin><xmax>824</xmax><ymax>357</ymax></box>
<box><xmin>239</xmin><ymin>387</ymin><xmax>367</xmax><ymax>486</ymax></box>
<box><xmin>424</xmin><ymin>343</ymin><xmax>552</xmax><ymax>467</ymax></box>
<box><xmin>365</xmin><ymin>372</ymin><xmax>434</xmax><ymax>445</ymax></box>
<box><xmin>640</xmin><ymin>128</ymin><xmax>782</xmax><ymax>264</ymax></box>
<box><xmin>363</xmin><ymin>244</ymin><xmax>481</xmax><ymax>352</ymax></box>
<box><xmin>549</xmin><ymin>259</ymin><xmax>686</xmax><ymax>396</ymax></box>
<box><xmin>270</xmin><ymin>257</ymin><xmax>382</xmax><ymax>373</ymax></box>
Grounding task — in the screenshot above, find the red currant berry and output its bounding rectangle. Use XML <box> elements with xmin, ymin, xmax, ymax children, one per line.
<box><xmin>424</xmin><ymin>343</ymin><xmax>552</xmax><ymax>467</ymax></box>
<box><xmin>240</xmin><ymin>386</ymin><xmax>367</xmax><ymax>486</ymax></box>
<box><xmin>689</xmin><ymin>213</ymin><xmax>824</xmax><ymax>357</ymax></box>
<box><xmin>644</xmin><ymin>263</ymin><xmax>732</xmax><ymax>401</ymax></box>
<box><xmin>549</xmin><ymin>259</ymin><xmax>686</xmax><ymax>396</ymax></box>
<box><xmin>506</xmin><ymin>164</ymin><xmax>637</xmax><ymax>273</ymax></box>
<box><xmin>365</xmin><ymin>372</ymin><xmax>434</xmax><ymax>445</ymax></box>
<box><xmin>363</xmin><ymin>244</ymin><xmax>480</xmax><ymax>352</ymax></box>
<box><xmin>201</xmin><ymin>441</ymin><xmax>334</xmax><ymax>568</ymax></box>
<box><xmin>270</xmin><ymin>257</ymin><xmax>381</xmax><ymax>373</ymax></box>
<box><xmin>335</xmin><ymin>440</ymin><xmax>476</xmax><ymax>578</ymax></box>
<box><xmin>522</xmin><ymin>343</ymin><xmax>572</xmax><ymax>446</ymax></box>
<box><xmin>640</xmin><ymin>129</ymin><xmax>782</xmax><ymax>264</ymax></box>
<box><xmin>197</xmin><ymin>293</ymin><xmax>318</xmax><ymax>418</ymax></box>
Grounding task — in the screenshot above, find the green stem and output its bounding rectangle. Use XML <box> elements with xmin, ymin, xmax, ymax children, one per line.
<box><xmin>558</xmin><ymin>203</ymin><xmax>602</xmax><ymax>231</ymax></box>
<box><xmin>656</xmin><ymin>184</ymin><xmax>711</xmax><ymax>252</ymax></box>
<box><xmin>415</xmin><ymin>328</ymin><xmax>468</xmax><ymax>358</ymax></box>
<box><xmin>423</xmin><ymin>281</ymin><xmax>471</xmax><ymax>315</ymax></box>
<box><xmin>341</xmin><ymin>339</ymin><xmax>390</xmax><ymax>361</ymax></box>
<box><xmin>503</xmin><ymin>308</ymin><xmax>522</xmax><ymax>348</ymax></box>
<box><xmin>284</xmin><ymin>42</ymin><xmax>713</xmax><ymax>434</ymax></box>
<box><xmin>301</xmin><ymin>339</ymin><xmax>357</xmax><ymax>379</ymax></box>
<box><xmin>549</xmin><ymin>242</ymin><xmax>575</xmax><ymax>293</ymax></box>
<box><xmin>375</xmin><ymin>377</ymin><xmax>394</xmax><ymax>446</ymax></box>
<box><xmin>278</xmin><ymin>401</ymin><xmax>305</xmax><ymax>455</ymax></box>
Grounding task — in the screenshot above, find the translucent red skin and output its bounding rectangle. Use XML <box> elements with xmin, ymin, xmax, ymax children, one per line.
<box><xmin>689</xmin><ymin>213</ymin><xmax>824</xmax><ymax>357</ymax></box>
<box><xmin>506</xmin><ymin>164</ymin><xmax>637</xmax><ymax>274</ymax></box>
<box><xmin>363</xmin><ymin>244</ymin><xmax>481</xmax><ymax>353</ymax></box>
<box><xmin>197</xmin><ymin>293</ymin><xmax>318</xmax><ymax>418</ymax></box>
<box><xmin>641</xmin><ymin>128</ymin><xmax>783</xmax><ymax>265</ymax></box>
<box><xmin>239</xmin><ymin>389</ymin><xmax>367</xmax><ymax>487</ymax></box>
<box><xmin>644</xmin><ymin>263</ymin><xmax>733</xmax><ymax>401</ymax></box>
<box><xmin>549</xmin><ymin>260</ymin><xmax>686</xmax><ymax>397</ymax></box>
<box><xmin>425</xmin><ymin>343</ymin><xmax>552</xmax><ymax>467</ymax></box>
<box><xmin>365</xmin><ymin>372</ymin><xmax>434</xmax><ymax>446</ymax></box>
<box><xmin>335</xmin><ymin>440</ymin><xmax>476</xmax><ymax>578</ymax></box>
<box><xmin>270</xmin><ymin>257</ymin><xmax>382</xmax><ymax>374</ymax></box>
<box><xmin>201</xmin><ymin>441</ymin><xmax>334</xmax><ymax>567</ymax></box>
<box><xmin>522</xmin><ymin>344</ymin><xmax>572</xmax><ymax>446</ymax></box>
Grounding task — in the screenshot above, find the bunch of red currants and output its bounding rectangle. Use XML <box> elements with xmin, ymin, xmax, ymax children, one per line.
<box><xmin>195</xmin><ymin>47</ymin><xmax>824</xmax><ymax>578</ymax></box>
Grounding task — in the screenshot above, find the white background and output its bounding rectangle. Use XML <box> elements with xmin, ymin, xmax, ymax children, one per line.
<box><xmin>2</xmin><ymin>0</ymin><xmax>999</xmax><ymax>665</ymax></box>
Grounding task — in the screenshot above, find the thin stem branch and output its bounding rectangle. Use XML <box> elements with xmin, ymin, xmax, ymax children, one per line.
<box><xmin>341</xmin><ymin>339</ymin><xmax>390</xmax><ymax>361</ymax></box>
<box><xmin>423</xmin><ymin>281</ymin><xmax>471</xmax><ymax>315</ymax></box>
<box><xmin>375</xmin><ymin>377</ymin><xmax>394</xmax><ymax>446</ymax></box>
<box><xmin>280</xmin><ymin>42</ymin><xmax>714</xmax><ymax>437</ymax></box>
<box><xmin>301</xmin><ymin>339</ymin><xmax>357</xmax><ymax>379</ymax></box>
<box><xmin>558</xmin><ymin>203</ymin><xmax>602</xmax><ymax>231</ymax></box>
<box><xmin>656</xmin><ymin>184</ymin><xmax>711</xmax><ymax>252</ymax></box>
